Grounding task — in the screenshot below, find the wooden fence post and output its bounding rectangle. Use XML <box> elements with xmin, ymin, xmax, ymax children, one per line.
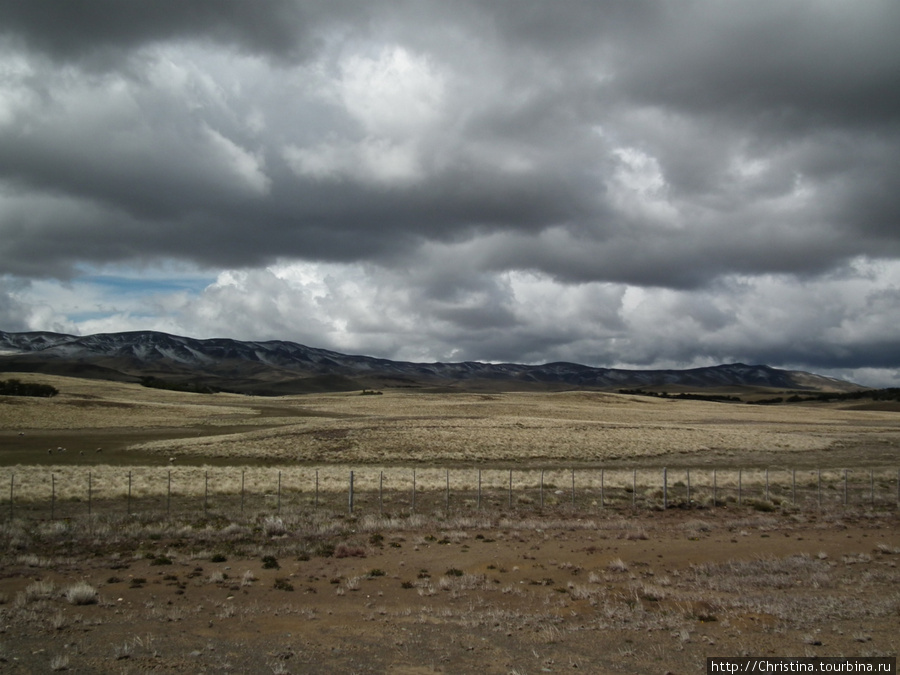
<box><xmin>712</xmin><ymin>469</ymin><xmax>717</xmax><ymax>509</ymax></box>
<box><xmin>477</xmin><ymin>469</ymin><xmax>482</xmax><ymax>510</ymax></box>
<box><xmin>870</xmin><ymin>470</ymin><xmax>875</xmax><ymax>508</ymax></box>
<box><xmin>817</xmin><ymin>469</ymin><xmax>822</xmax><ymax>509</ymax></box>
<box><xmin>792</xmin><ymin>469</ymin><xmax>796</xmax><ymax>505</ymax></box>
<box><xmin>663</xmin><ymin>467</ymin><xmax>668</xmax><ymax>509</ymax></box>
<box><xmin>686</xmin><ymin>468</ymin><xmax>691</xmax><ymax>505</ymax></box>
<box><xmin>348</xmin><ymin>471</ymin><xmax>354</xmax><ymax>514</ymax></box>
<box><xmin>632</xmin><ymin>469</ymin><xmax>636</xmax><ymax>509</ymax></box>
<box><xmin>571</xmin><ymin>469</ymin><xmax>575</xmax><ymax>508</ymax></box>
<box><xmin>51</xmin><ymin>473</ymin><xmax>55</xmax><ymax>520</ymax></box>
<box><xmin>600</xmin><ymin>468</ymin><xmax>605</xmax><ymax>509</ymax></box>
<box><xmin>540</xmin><ymin>469</ymin><xmax>544</xmax><ymax>510</ymax></box>
<box><xmin>843</xmin><ymin>469</ymin><xmax>848</xmax><ymax>507</ymax></box>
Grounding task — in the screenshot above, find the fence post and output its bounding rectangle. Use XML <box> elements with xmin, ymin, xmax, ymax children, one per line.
<box><xmin>8</xmin><ymin>473</ymin><xmax>12</xmax><ymax>520</ymax></box>
<box><xmin>127</xmin><ymin>471</ymin><xmax>132</xmax><ymax>516</ymax></box>
<box><xmin>843</xmin><ymin>469</ymin><xmax>848</xmax><ymax>507</ymax></box>
<box><xmin>632</xmin><ymin>469</ymin><xmax>636</xmax><ymax>509</ymax></box>
<box><xmin>477</xmin><ymin>469</ymin><xmax>482</xmax><ymax>510</ymax></box>
<box><xmin>870</xmin><ymin>470</ymin><xmax>875</xmax><ymax>508</ymax></box>
<box><xmin>663</xmin><ymin>467</ymin><xmax>668</xmax><ymax>509</ymax></box>
<box><xmin>167</xmin><ymin>470</ymin><xmax>171</xmax><ymax>518</ymax></box>
<box><xmin>540</xmin><ymin>469</ymin><xmax>544</xmax><ymax>510</ymax></box>
<box><xmin>51</xmin><ymin>473</ymin><xmax>55</xmax><ymax>520</ymax></box>
<box><xmin>600</xmin><ymin>468</ymin><xmax>605</xmax><ymax>509</ymax></box>
<box><xmin>712</xmin><ymin>469</ymin><xmax>717</xmax><ymax>509</ymax></box>
<box><xmin>379</xmin><ymin>471</ymin><xmax>384</xmax><ymax>515</ymax></box>
<box><xmin>686</xmin><ymin>468</ymin><xmax>691</xmax><ymax>505</ymax></box>
<box><xmin>792</xmin><ymin>469</ymin><xmax>796</xmax><ymax>505</ymax></box>
<box><xmin>348</xmin><ymin>471</ymin><xmax>354</xmax><ymax>514</ymax></box>
<box><xmin>240</xmin><ymin>470</ymin><xmax>245</xmax><ymax>514</ymax></box>
<box><xmin>277</xmin><ymin>471</ymin><xmax>282</xmax><ymax>515</ymax></box>
<box><xmin>571</xmin><ymin>469</ymin><xmax>575</xmax><ymax>508</ymax></box>
<box><xmin>204</xmin><ymin>471</ymin><xmax>208</xmax><ymax>514</ymax></box>
<box><xmin>817</xmin><ymin>469</ymin><xmax>822</xmax><ymax>509</ymax></box>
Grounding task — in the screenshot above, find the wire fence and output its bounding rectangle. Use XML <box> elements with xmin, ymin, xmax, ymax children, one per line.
<box><xmin>2</xmin><ymin>466</ymin><xmax>899</xmax><ymax>522</ymax></box>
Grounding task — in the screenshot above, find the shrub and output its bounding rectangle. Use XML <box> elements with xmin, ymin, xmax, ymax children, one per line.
<box><xmin>273</xmin><ymin>578</ymin><xmax>294</xmax><ymax>592</ymax></box>
<box><xmin>65</xmin><ymin>581</ymin><xmax>98</xmax><ymax>606</ymax></box>
<box><xmin>262</xmin><ymin>517</ymin><xmax>287</xmax><ymax>537</ymax></box>
<box><xmin>334</xmin><ymin>543</ymin><xmax>366</xmax><ymax>559</ymax></box>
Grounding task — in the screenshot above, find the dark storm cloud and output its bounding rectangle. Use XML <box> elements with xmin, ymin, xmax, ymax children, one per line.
<box><xmin>1</xmin><ymin>0</ymin><xmax>897</xmax><ymax>286</ymax></box>
<box><xmin>0</xmin><ymin>0</ymin><xmax>336</xmax><ymax>64</ymax></box>
<box><xmin>2</xmin><ymin>0</ymin><xmax>900</xmax><ymax>383</ymax></box>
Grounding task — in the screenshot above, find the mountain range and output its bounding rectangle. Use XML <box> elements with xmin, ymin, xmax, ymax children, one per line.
<box><xmin>0</xmin><ymin>329</ymin><xmax>860</xmax><ymax>396</ymax></box>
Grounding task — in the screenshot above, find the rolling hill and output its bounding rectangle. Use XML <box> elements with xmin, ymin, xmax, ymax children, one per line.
<box><xmin>0</xmin><ymin>329</ymin><xmax>861</xmax><ymax>396</ymax></box>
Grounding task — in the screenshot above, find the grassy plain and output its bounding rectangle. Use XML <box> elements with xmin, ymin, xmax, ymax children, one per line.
<box><xmin>3</xmin><ymin>372</ymin><xmax>900</xmax><ymax>471</ymax></box>
<box><xmin>0</xmin><ymin>372</ymin><xmax>898</xmax><ymax>673</ymax></box>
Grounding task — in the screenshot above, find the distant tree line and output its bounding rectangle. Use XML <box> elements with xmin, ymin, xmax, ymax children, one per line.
<box><xmin>139</xmin><ymin>376</ymin><xmax>219</xmax><ymax>394</ymax></box>
<box><xmin>621</xmin><ymin>387</ymin><xmax>900</xmax><ymax>405</ymax></box>
<box><xmin>0</xmin><ymin>378</ymin><xmax>59</xmax><ymax>397</ymax></box>
<box><xmin>784</xmin><ymin>389</ymin><xmax>900</xmax><ymax>403</ymax></box>
<box><xmin>618</xmin><ymin>389</ymin><xmax>741</xmax><ymax>403</ymax></box>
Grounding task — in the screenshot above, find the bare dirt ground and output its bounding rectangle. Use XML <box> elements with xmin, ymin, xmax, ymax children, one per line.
<box><xmin>0</xmin><ymin>507</ymin><xmax>898</xmax><ymax>674</ymax></box>
<box><xmin>1</xmin><ymin>373</ymin><xmax>899</xmax><ymax>673</ymax></box>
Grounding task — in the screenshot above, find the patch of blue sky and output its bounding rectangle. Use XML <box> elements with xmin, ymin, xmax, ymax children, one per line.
<box><xmin>78</xmin><ymin>274</ymin><xmax>213</xmax><ymax>297</ymax></box>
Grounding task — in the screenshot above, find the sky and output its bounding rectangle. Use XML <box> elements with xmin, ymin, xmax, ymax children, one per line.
<box><xmin>1</xmin><ymin>1</ymin><xmax>899</xmax><ymax>386</ymax></box>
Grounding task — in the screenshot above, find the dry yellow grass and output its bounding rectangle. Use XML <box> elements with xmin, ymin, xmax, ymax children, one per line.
<box><xmin>3</xmin><ymin>463</ymin><xmax>888</xmax><ymax>503</ymax></box>
<box><xmin>0</xmin><ymin>373</ymin><xmax>900</xmax><ymax>498</ymax></box>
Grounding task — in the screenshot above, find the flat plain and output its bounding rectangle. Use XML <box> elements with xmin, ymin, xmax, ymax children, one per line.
<box><xmin>0</xmin><ymin>372</ymin><xmax>898</xmax><ymax>673</ymax></box>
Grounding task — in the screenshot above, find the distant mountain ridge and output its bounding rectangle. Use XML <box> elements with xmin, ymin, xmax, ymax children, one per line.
<box><xmin>0</xmin><ymin>329</ymin><xmax>861</xmax><ymax>395</ymax></box>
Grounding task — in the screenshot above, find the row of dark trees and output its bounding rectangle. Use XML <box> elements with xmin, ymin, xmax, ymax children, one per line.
<box><xmin>619</xmin><ymin>387</ymin><xmax>900</xmax><ymax>405</ymax></box>
<box><xmin>0</xmin><ymin>378</ymin><xmax>58</xmax><ymax>397</ymax></box>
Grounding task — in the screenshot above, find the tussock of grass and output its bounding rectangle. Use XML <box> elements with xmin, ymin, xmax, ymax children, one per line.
<box><xmin>64</xmin><ymin>581</ymin><xmax>97</xmax><ymax>605</ymax></box>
